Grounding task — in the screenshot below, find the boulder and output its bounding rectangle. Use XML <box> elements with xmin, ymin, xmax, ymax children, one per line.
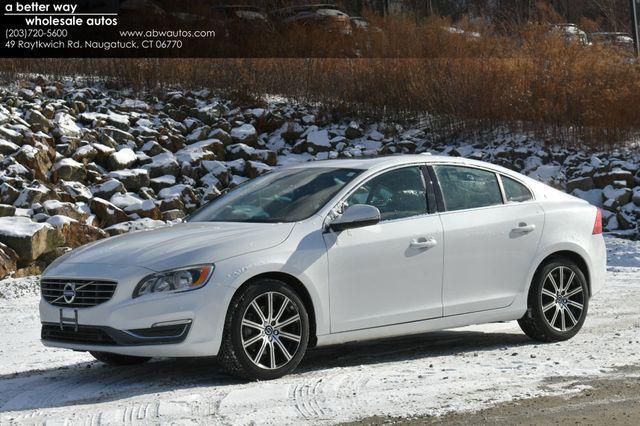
<box><xmin>52</xmin><ymin>112</ymin><xmax>81</xmax><ymax>138</ymax></box>
<box><xmin>208</xmin><ymin>128</ymin><xmax>232</xmax><ymax>146</ymax></box>
<box><xmin>14</xmin><ymin>183</ymin><xmax>53</xmax><ymax>208</ymax></box>
<box><xmin>14</xmin><ymin>145</ymin><xmax>52</xmax><ymax>180</ymax></box>
<box><xmin>0</xmin><ymin>216</ymin><xmax>63</xmax><ymax>262</ymax></box>
<box><xmin>25</xmin><ymin>109</ymin><xmax>53</xmax><ymax>132</ymax></box>
<box><xmin>566</xmin><ymin>177</ymin><xmax>595</xmax><ymax>193</ymax></box>
<box><xmin>56</xmin><ymin>180</ymin><xmax>92</xmax><ymax>202</ymax></box>
<box><xmin>602</xmin><ymin>185</ymin><xmax>632</xmax><ymax>207</ymax></box>
<box><xmin>89</xmin><ymin>197</ymin><xmax>130</xmax><ymax>227</ymax></box>
<box><xmin>306</xmin><ymin>129</ymin><xmax>332</xmax><ymax>152</ymax></box>
<box><xmin>42</xmin><ymin>199</ymin><xmax>87</xmax><ymax>221</ymax></box>
<box><xmin>107</xmin><ymin>168</ymin><xmax>150</xmax><ymax>191</ymax></box>
<box><xmin>107</xmin><ymin>147</ymin><xmax>137</xmax><ymax>170</ymax></box>
<box><xmin>51</xmin><ymin>158</ymin><xmax>86</xmax><ymax>182</ymax></box>
<box><xmin>0</xmin><ymin>204</ymin><xmax>16</xmax><ymax>217</ymax></box>
<box><xmin>246</xmin><ymin>160</ymin><xmax>273</xmax><ymax>178</ymax></box>
<box><xmin>230</xmin><ymin>124</ymin><xmax>258</xmax><ymax>146</ymax></box>
<box><xmin>0</xmin><ymin>243</ymin><xmax>18</xmax><ymax>279</ymax></box>
<box><xmin>143</xmin><ymin>152</ymin><xmax>180</xmax><ymax>178</ymax></box>
<box><xmin>162</xmin><ymin>209</ymin><xmax>185</xmax><ymax>221</ymax></box>
<box><xmin>91</xmin><ymin>178</ymin><xmax>126</xmax><ymax>199</ymax></box>
<box><xmin>594</xmin><ymin>169</ymin><xmax>634</xmax><ymax>189</ymax></box>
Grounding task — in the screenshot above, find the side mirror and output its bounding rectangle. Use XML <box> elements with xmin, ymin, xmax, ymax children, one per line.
<box><xmin>329</xmin><ymin>204</ymin><xmax>381</xmax><ymax>232</ymax></box>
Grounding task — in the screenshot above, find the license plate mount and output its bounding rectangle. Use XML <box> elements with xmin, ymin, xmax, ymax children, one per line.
<box><xmin>59</xmin><ymin>308</ymin><xmax>79</xmax><ymax>331</ymax></box>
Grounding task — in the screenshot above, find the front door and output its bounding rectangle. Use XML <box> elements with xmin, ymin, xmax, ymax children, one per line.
<box><xmin>324</xmin><ymin>166</ymin><xmax>444</xmax><ymax>333</ymax></box>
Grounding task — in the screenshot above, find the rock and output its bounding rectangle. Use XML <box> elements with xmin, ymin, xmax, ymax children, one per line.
<box><xmin>141</xmin><ymin>140</ymin><xmax>165</xmax><ymax>156</ymax></box>
<box><xmin>0</xmin><ymin>139</ymin><xmax>19</xmax><ymax>155</ymax></box>
<box><xmin>566</xmin><ymin>177</ymin><xmax>594</xmax><ymax>192</ymax></box>
<box><xmin>13</xmin><ymin>261</ymin><xmax>47</xmax><ymax>277</ymax></box>
<box><xmin>150</xmin><ymin>175</ymin><xmax>176</xmax><ymax>192</ymax></box>
<box><xmin>246</xmin><ymin>160</ymin><xmax>273</xmax><ymax>178</ymax></box>
<box><xmin>0</xmin><ymin>204</ymin><xmax>16</xmax><ymax>217</ymax></box>
<box><xmin>158</xmin><ymin>184</ymin><xmax>198</xmax><ymax>209</ymax></box>
<box><xmin>162</xmin><ymin>209</ymin><xmax>185</xmax><ymax>221</ymax></box>
<box><xmin>107</xmin><ymin>168</ymin><xmax>150</xmax><ymax>191</ymax></box>
<box><xmin>38</xmin><ymin>246</ymin><xmax>72</xmax><ymax>265</ymax></box>
<box><xmin>124</xmin><ymin>199</ymin><xmax>161</xmax><ymax>220</ymax></box>
<box><xmin>0</xmin><ymin>243</ymin><xmax>18</xmax><ymax>279</ymax></box>
<box><xmin>594</xmin><ymin>169</ymin><xmax>634</xmax><ymax>189</ymax></box>
<box><xmin>0</xmin><ymin>126</ymin><xmax>23</xmax><ymax>143</ymax></box>
<box><xmin>103</xmin><ymin>127</ymin><xmax>135</xmax><ymax>144</ymax></box>
<box><xmin>56</xmin><ymin>180</ymin><xmax>92</xmax><ymax>202</ymax></box>
<box><xmin>72</xmin><ymin>144</ymin><xmax>98</xmax><ymax>162</ymax></box>
<box><xmin>633</xmin><ymin>187</ymin><xmax>640</xmax><ymax>207</ymax></box>
<box><xmin>209</xmin><ymin>128</ymin><xmax>232</xmax><ymax>146</ymax></box>
<box><xmin>89</xmin><ymin>197</ymin><xmax>130</xmax><ymax>227</ymax></box>
<box><xmin>0</xmin><ymin>183</ymin><xmax>19</xmax><ymax>205</ymax></box>
<box><xmin>105</xmin><ymin>218</ymin><xmax>166</xmax><ymax>236</ymax></box>
<box><xmin>107</xmin><ymin>147</ymin><xmax>137</xmax><ymax>170</ymax></box>
<box><xmin>0</xmin><ymin>216</ymin><xmax>63</xmax><ymax>262</ymax></box>
<box><xmin>25</xmin><ymin>109</ymin><xmax>53</xmax><ymax>132</ymax></box>
<box><xmin>281</xmin><ymin>122</ymin><xmax>304</xmax><ymax>144</ymax></box>
<box><xmin>51</xmin><ymin>158</ymin><xmax>86</xmax><ymax>182</ymax></box>
<box><xmin>14</xmin><ymin>183</ymin><xmax>53</xmax><ymax>208</ymax></box>
<box><xmin>176</xmin><ymin>141</ymin><xmax>220</xmax><ymax>165</ymax></box>
<box><xmin>345</xmin><ymin>121</ymin><xmax>362</xmax><ymax>139</ymax></box>
<box><xmin>306</xmin><ymin>129</ymin><xmax>332</xmax><ymax>152</ymax></box>
<box><xmin>230</xmin><ymin>123</ymin><xmax>258</xmax><ymax>146</ymax></box>
<box><xmin>91</xmin><ymin>178</ymin><xmax>126</xmax><ymax>199</ymax></box>
<box><xmin>14</xmin><ymin>145</ymin><xmax>52</xmax><ymax>180</ymax></box>
<box><xmin>143</xmin><ymin>152</ymin><xmax>180</xmax><ymax>178</ymax></box>
<box><xmin>42</xmin><ymin>200</ymin><xmax>87</xmax><ymax>221</ymax></box>
<box><xmin>602</xmin><ymin>185</ymin><xmax>632</xmax><ymax>206</ymax></box>
<box><xmin>52</xmin><ymin>112</ymin><xmax>81</xmax><ymax>138</ymax></box>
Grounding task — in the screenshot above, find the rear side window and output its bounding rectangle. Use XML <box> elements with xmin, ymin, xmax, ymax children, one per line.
<box><xmin>501</xmin><ymin>175</ymin><xmax>533</xmax><ymax>202</ymax></box>
<box><xmin>433</xmin><ymin>165</ymin><xmax>503</xmax><ymax>211</ymax></box>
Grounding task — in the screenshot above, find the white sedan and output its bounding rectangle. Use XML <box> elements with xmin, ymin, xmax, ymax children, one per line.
<box><xmin>39</xmin><ymin>155</ymin><xmax>606</xmax><ymax>380</ymax></box>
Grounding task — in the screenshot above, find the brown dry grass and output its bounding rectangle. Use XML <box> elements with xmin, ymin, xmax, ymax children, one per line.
<box><xmin>1</xmin><ymin>17</ymin><xmax>638</xmax><ymax>146</ymax></box>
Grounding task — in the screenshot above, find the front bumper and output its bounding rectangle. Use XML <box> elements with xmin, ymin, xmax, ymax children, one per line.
<box><xmin>39</xmin><ymin>263</ymin><xmax>235</xmax><ymax>357</ymax></box>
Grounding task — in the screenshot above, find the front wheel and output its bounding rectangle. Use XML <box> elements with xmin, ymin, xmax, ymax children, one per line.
<box><xmin>518</xmin><ymin>258</ymin><xmax>589</xmax><ymax>342</ymax></box>
<box><xmin>218</xmin><ymin>279</ymin><xmax>310</xmax><ymax>380</ymax></box>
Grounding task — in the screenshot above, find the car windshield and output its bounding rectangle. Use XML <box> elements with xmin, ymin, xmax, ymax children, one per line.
<box><xmin>187</xmin><ymin>167</ymin><xmax>363</xmax><ymax>223</ymax></box>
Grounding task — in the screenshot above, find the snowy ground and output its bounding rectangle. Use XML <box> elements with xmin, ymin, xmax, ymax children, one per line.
<box><xmin>0</xmin><ymin>236</ymin><xmax>638</xmax><ymax>425</ymax></box>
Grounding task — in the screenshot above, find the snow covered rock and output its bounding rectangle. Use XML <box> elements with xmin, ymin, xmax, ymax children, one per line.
<box><xmin>107</xmin><ymin>148</ymin><xmax>137</xmax><ymax>170</ymax></box>
<box><xmin>594</xmin><ymin>169</ymin><xmax>634</xmax><ymax>189</ymax></box>
<box><xmin>143</xmin><ymin>152</ymin><xmax>180</xmax><ymax>178</ymax></box>
<box><xmin>105</xmin><ymin>218</ymin><xmax>166</xmax><ymax>236</ymax></box>
<box><xmin>0</xmin><ymin>216</ymin><xmax>63</xmax><ymax>261</ymax></box>
<box><xmin>14</xmin><ymin>145</ymin><xmax>52</xmax><ymax>180</ymax></box>
<box><xmin>107</xmin><ymin>169</ymin><xmax>149</xmax><ymax>191</ymax></box>
<box><xmin>0</xmin><ymin>242</ymin><xmax>18</xmax><ymax>279</ymax></box>
<box><xmin>230</xmin><ymin>124</ymin><xmax>258</xmax><ymax>146</ymax></box>
<box><xmin>52</xmin><ymin>112</ymin><xmax>81</xmax><ymax>138</ymax></box>
<box><xmin>42</xmin><ymin>200</ymin><xmax>87</xmax><ymax>221</ymax></box>
<box><xmin>89</xmin><ymin>197</ymin><xmax>129</xmax><ymax>227</ymax></box>
<box><xmin>566</xmin><ymin>177</ymin><xmax>595</xmax><ymax>192</ymax></box>
<box><xmin>51</xmin><ymin>158</ymin><xmax>86</xmax><ymax>182</ymax></box>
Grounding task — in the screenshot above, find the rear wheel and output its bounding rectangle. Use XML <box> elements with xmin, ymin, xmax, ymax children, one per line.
<box><xmin>518</xmin><ymin>258</ymin><xmax>589</xmax><ymax>342</ymax></box>
<box><xmin>90</xmin><ymin>351</ymin><xmax>151</xmax><ymax>366</ymax></box>
<box><xmin>218</xmin><ymin>279</ymin><xmax>309</xmax><ymax>380</ymax></box>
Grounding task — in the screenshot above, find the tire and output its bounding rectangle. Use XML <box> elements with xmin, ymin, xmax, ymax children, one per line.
<box><xmin>518</xmin><ymin>258</ymin><xmax>589</xmax><ymax>342</ymax></box>
<box><xmin>90</xmin><ymin>351</ymin><xmax>151</xmax><ymax>366</ymax></box>
<box><xmin>218</xmin><ymin>279</ymin><xmax>310</xmax><ymax>380</ymax></box>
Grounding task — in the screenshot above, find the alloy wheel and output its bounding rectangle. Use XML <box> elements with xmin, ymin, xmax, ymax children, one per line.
<box><xmin>541</xmin><ymin>266</ymin><xmax>585</xmax><ymax>332</ymax></box>
<box><xmin>240</xmin><ymin>291</ymin><xmax>302</xmax><ymax>370</ymax></box>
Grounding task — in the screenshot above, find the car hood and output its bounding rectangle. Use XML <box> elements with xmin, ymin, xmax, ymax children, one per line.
<box><xmin>53</xmin><ymin>222</ymin><xmax>295</xmax><ymax>272</ymax></box>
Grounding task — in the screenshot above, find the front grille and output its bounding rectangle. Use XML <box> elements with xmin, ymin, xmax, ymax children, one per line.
<box><xmin>41</xmin><ymin>278</ymin><xmax>117</xmax><ymax>308</ymax></box>
<box><xmin>42</xmin><ymin>324</ymin><xmax>116</xmax><ymax>345</ymax></box>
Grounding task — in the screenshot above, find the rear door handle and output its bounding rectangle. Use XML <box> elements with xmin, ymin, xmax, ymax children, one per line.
<box><xmin>410</xmin><ymin>237</ymin><xmax>438</xmax><ymax>249</ymax></box>
<box><xmin>513</xmin><ymin>223</ymin><xmax>536</xmax><ymax>233</ymax></box>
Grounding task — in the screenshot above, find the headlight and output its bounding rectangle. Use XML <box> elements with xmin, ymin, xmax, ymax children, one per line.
<box><xmin>133</xmin><ymin>265</ymin><xmax>214</xmax><ymax>298</ymax></box>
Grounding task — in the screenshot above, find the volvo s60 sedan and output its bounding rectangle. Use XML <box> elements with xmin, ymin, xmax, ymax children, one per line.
<box><xmin>40</xmin><ymin>156</ymin><xmax>606</xmax><ymax>379</ymax></box>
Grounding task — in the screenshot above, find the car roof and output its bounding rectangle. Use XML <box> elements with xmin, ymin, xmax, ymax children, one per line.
<box><xmin>285</xmin><ymin>154</ymin><xmax>499</xmax><ymax>170</ymax></box>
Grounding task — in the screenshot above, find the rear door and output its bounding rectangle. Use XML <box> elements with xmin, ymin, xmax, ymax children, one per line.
<box><xmin>431</xmin><ymin>165</ymin><xmax>544</xmax><ymax>316</ymax></box>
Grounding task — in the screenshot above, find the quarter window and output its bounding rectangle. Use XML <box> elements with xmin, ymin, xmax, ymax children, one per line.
<box><xmin>433</xmin><ymin>165</ymin><xmax>503</xmax><ymax>211</ymax></box>
<box><xmin>345</xmin><ymin>166</ymin><xmax>428</xmax><ymax>221</ymax></box>
<box><xmin>501</xmin><ymin>175</ymin><xmax>533</xmax><ymax>202</ymax></box>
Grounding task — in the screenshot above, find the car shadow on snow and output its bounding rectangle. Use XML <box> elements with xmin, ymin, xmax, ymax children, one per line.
<box><xmin>0</xmin><ymin>329</ymin><xmax>533</xmax><ymax>413</ymax></box>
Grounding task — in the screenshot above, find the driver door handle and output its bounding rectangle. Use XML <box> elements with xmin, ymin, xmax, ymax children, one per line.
<box><xmin>513</xmin><ymin>223</ymin><xmax>536</xmax><ymax>233</ymax></box>
<box><xmin>410</xmin><ymin>237</ymin><xmax>438</xmax><ymax>249</ymax></box>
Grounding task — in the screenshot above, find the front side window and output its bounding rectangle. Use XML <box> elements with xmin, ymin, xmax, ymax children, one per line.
<box><xmin>188</xmin><ymin>167</ymin><xmax>363</xmax><ymax>223</ymax></box>
<box><xmin>434</xmin><ymin>165</ymin><xmax>503</xmax><ymax>211</ymax></box>
<box><xmin>501</xmin><ymin>175</ymin><xmax>533</xmax><ymax>203</ymax></box>
<box><xmin>345</xmin><ymin>166</ymin><xmax>428</xmax><ymax>221</ymax></box>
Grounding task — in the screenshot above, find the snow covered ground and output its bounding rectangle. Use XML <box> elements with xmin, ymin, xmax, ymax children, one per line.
<box><xmin>0</xmin><ymin>236</ymin><xmax>638</xmax><ymax>425</ymax></box>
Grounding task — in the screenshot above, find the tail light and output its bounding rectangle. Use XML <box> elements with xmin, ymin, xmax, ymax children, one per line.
<box><xmin>592</xmin><ymin>208</ymin><xmax>603</xmax><ymax>235</ymax></box>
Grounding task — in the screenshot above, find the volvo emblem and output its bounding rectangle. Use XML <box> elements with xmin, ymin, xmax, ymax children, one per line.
<box><xmin>63</xmin><ymin>283</ymin><xmax>76</xmax><ymax>304</ymax></box>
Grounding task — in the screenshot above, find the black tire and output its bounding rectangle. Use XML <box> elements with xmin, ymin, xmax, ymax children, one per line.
<box><xmin>90</xmin><ymin>351</ymin><xmax>151</xmax><ymax>366</ymax></box>
<box><xmin>218</xmin><ymin>279</ymin><xmax>310</xmax><ymax>380</ymax></box>
<box><xmin>518</xmin><ymin>258</ymin><xmax>589</xmax><ymax>342</ymax></box>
